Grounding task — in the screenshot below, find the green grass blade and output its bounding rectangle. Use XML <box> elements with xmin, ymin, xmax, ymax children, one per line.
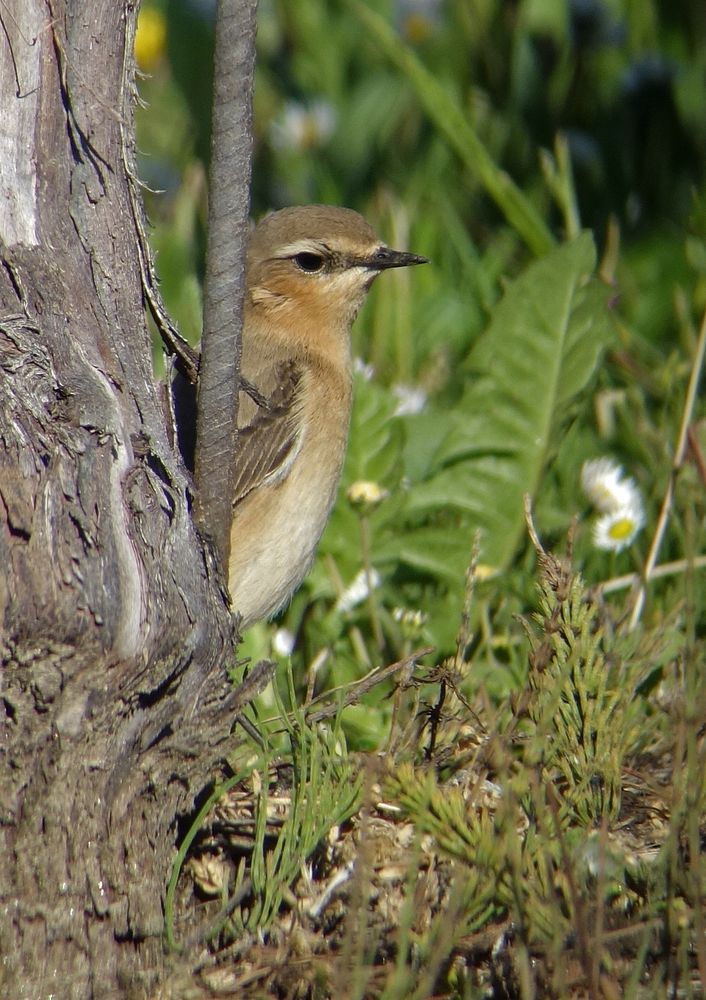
<box><xmin>164</xmin><ymin>765</ymin><xmax>262</xmax><ymax>952</ymax></box>
<box><xmin>349</xmin><ymin>0</ymin><xmax>555</xmax><ymax>256</ymax></box>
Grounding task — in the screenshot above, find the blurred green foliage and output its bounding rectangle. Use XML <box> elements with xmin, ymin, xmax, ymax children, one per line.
<box><xmin>136</xmin><ymin>0</ymin><xmax>706</xmax><ymax>747</ymax></box>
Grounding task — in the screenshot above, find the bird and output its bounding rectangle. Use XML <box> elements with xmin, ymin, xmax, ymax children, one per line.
<box><xmin>227</xmin><ymin>204</ymin><xmax>427</xmax><ymax>628</ymax></box>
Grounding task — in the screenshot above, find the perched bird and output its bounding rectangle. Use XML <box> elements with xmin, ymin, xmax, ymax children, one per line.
<box><xmin>227</xmin><ymin>205</ymin><xmax>427</xmax><ymax>628</ymax></box>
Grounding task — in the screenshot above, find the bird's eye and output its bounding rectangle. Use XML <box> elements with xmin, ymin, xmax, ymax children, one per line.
<box><xmin>292</xmin><ymin>251</ymin><xmax>325</xmax><ymax>273</ymax></box>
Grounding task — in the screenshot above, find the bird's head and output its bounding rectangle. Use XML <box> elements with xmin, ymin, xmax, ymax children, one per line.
<box><xmin>246</xmin><ymin>205</ymin><xmax>428</xmax><ymax>331</ymax></box>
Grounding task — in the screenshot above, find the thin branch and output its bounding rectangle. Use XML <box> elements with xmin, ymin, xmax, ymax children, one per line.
<box><xmin>194</xmin><ymin>0</ymin><xmax>258</xmax><ymax>569</ymax></box>
<box><xmin>628</xmin><ymin>305</ymin><xmax>706</xmax><ymax>630</ymax></box>
<box><xmin>303</xmin><ymin>647</ymin><xmax>434</xmax><ymax>726</ymax></box>
<box><xmin>598</xmin><ymin>556</ymin><xmax>706</xmax><ymax>596</ymax></box>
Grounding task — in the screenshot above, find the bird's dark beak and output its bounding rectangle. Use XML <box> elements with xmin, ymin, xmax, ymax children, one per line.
<box><xmin>364</xmin><ymin>246</ymin><xmax>429</xmax><ymax>271</ymax></box>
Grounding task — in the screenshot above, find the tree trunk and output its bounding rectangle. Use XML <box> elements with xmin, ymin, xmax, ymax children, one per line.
<box><xmin>0</xmin><ymin>2</ymin><xmax>238</xmax><ymax>994</ymax></box>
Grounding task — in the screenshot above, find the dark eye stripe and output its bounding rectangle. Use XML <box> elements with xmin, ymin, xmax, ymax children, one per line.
<box><xmin>292</xmin><ymin>251</ymin><xmax>325</xmax><ymax>273</ymax></box>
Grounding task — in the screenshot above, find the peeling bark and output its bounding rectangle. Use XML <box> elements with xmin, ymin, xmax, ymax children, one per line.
<box><xmin>0</xmin><ymin>2</ymin><xmax>240</xmax><ymax>995</ymax></box>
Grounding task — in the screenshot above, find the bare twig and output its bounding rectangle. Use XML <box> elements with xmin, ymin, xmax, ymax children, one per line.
<box><xmin>229</xmin><ymin>658</ymin><xmax>277</xmax><ymax>745</ymax></box>
<box><xmin>598</xmin><ymin>555</ymin><xmax>706</xmax><ymax>595</ymax></box>
<box><xmin>303</xmin><ymin>647</ymin><xmax>433</xmax><ymax>726</ymax></box>
<box><xmin>687</xmin><ymin>424</ymin><xmax>706</xmax><ymax>489</ymax></box>
<box><xmin>628</xmin><ymin>305</ymin><xmax>706</xmax><ymax>630</ymax></box>
<box><xmin>454</xmin><ymin>530</ymin><xmax>482</xmax><ymax>670</ymax></box>
<box><xmin>194</xmin><ymin>0</ymin><xmax>257</xmax><ymax>568</ymax></box>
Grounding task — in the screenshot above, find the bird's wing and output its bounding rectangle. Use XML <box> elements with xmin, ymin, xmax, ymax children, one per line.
<box><xmin>231</xmin><ymin>360</ymin><xmax>304</xmax><ymax>508</ymax></box>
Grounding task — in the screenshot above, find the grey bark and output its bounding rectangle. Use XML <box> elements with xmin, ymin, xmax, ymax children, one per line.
<box><xmin>194</xmin><ymin>0</ymin><xmax>258</xmax><ymax>568</ymax></box>
<box><xmin>0</xmin><ymin>1</ymin><xmax>241</xmax><ymax>994</ymax></box>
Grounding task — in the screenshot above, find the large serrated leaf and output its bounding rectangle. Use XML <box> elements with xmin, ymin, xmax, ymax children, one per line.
<box><xmin>345</xmin><ymin>375</ymin><xmax>405</xmax><ymax>486</ymax></box>
<box><xmin>405</xmin><ymin>234</ymin><xmax>614</xmax><ymax>570</ymax></box>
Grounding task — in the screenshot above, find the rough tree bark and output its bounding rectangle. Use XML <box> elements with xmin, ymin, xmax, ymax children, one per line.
<box><xmin>0</xmin><ymin>1</ymin><xmax>243</xmax><ymax>995</ymax></box>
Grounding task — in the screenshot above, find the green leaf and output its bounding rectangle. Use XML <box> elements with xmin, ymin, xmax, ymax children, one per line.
<box><xmin>406</xmin><ymin>234</ymin><xmax>614</xmax><ymax>570</ymax></box>
<box><xmin>375</xmin><ymin>525</ymin><xmax>471</xmax><ymax>582</ymax></box>
<box><xmin>345</xmin><ymin>374</ymin><xmax>405</xmax><ymax>486</ymax></box>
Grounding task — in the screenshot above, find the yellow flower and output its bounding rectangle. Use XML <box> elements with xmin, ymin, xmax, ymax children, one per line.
<box><xmin>135</xmin><ymin>6</ymin><xmax>167</xmax><ymax>72</ymax></box>
<box><xmin>346</xmin><ymin>480</ymin><xmax>390</xmax><ymax>512</ymax></box>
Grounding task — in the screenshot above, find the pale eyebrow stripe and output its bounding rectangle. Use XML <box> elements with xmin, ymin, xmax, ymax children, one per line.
<box><xmin>276</xmin><ymin>240</ymin><xmax>329</xmax><ymax>257</ymax></box>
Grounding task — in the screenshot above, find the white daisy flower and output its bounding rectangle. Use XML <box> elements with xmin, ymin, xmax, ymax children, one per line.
<box><xmin>353</xmin><ymin>357</ymin><xmax>375</xmax><ymax>381</ymax></box>
<box><xmin>593</xmin><ymin>502</ymin><xmax>645</xmax><ymax>552</ymax></box>
<box><xmin>272</xmin><ymin>628</ymin><xmax>295</xmax><ymax>657</ymax></box>
<box><xmin>335</xmin><ymin>568</ymin><xmax>381</xmax><ymax>613</ymax></box>
<box><xmin>392</xmin><ymin>606</ymin><xmax>428</xmax><ymax>637</ymax></box>
<box><xmin>392</xmin><ymin>606</ymin><xmax>427</xmax><ymax>627</ymax></box>
<box><xmin>581</xmin><ymin>458</ymin><xmax>641</xmax><ymax>514</ymax></box>
<box><xmin>270</xmin><ymin>100</ymin><xmax>336</xmax><ymax>153</ymax></box>
<box><xmin>392</xmin><ymin>384</ymin><xmax>427</xmax><ymax>416</ymax></box>
<box><xmin>395</xmin><ymin>0</ymin><xmax>443</xmax><ymax>42</ymax></box>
